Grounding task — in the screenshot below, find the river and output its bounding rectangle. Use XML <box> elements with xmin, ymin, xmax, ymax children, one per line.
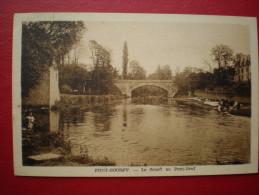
<box><xmin>26</xmin><ymin>97</ymin><xmax>251</xmax><ymax>166</ymax></box>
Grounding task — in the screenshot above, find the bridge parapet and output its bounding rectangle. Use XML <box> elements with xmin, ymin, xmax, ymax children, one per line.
<box><xmin>114</xmin><ymin>80</ymin><xmax>174</xmax><ymax>83</ymax></box>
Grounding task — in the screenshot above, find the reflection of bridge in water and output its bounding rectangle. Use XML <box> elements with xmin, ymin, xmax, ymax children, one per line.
<box><xmin>113</xmin><ymin>80</ymin><xmax>177</xmax><ymax>97</ymax></box>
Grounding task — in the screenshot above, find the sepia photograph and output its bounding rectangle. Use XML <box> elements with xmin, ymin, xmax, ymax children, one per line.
<box><xmin>12</xmin><ymin>13</ymin><xmax>258</xmax><ymax>177</ymax></box>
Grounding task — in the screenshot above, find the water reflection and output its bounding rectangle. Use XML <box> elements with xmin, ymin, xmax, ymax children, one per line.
<box><xmin>24</xmin><ymin>97</ymin><xmax>251</xmax><ymax>166</ymax></box>
<box><xmin>92</xmin><ymin>105</ymin><xmax>115</xmax><ymax>132</ymax></box>
<box><xmin>26</xmin><ymin>110</ymin><xmax>61</xmax><ymax>133</ymax></box>
<box><xmin>122</xmin><ymin>102</ymin><xmax>127</xmax><ymax>129</ymax></box>
<box><xmin>50</xmin><ymin>111</ymin><xmax>60</xmax><ymax>132</ymax></box>
<box><xmin>60</xmin><ymin>107</ymin><xmax>85</xmax><ymax>129</ymax></box>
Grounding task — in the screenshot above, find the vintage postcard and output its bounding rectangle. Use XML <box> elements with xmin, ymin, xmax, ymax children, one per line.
<box><xmin>13</xmin><ymin>13</ymin><xmax>258</xmax><ymax>177</ymax></box>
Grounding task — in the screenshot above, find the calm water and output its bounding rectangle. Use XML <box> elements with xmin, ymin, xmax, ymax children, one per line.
<box><xmin>34</xmin><ymin>98</ymin><xmax>251</xmax><ymax>166</ymax></box>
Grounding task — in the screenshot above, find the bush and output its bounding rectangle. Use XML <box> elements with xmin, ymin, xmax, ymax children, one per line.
<box><xmin>61</xmin><ymin>85</ymin><xmax>73</xmax><ymax>94</ymax></box>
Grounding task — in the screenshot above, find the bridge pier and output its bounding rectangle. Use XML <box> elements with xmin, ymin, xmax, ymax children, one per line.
<box><xmin>125</xmin><ymin>87</ymin><xmax>132</xmax><ymax>97</ymax></box>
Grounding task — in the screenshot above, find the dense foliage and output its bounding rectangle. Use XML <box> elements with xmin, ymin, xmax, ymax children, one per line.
<box><xmin>148</xmin><ymin>65</ymin><xmax>172</xmax><ymax>80</ymax></box>
<box><xmin>59</xmin><ymin>64</ymin><xmax>89</xmax><ymax>93</ymax></box>
<box><xmin>22</xmin><ymin>21</ymin><xmax>85</xmax><ymax>97</ymax></box>
<box><xmin>87</xmin><ymin>40</ymin><xmax>118</xmax><ymax>94</ymax></box>
<box><xmin>173</xmin><ymin>45</ymin><xmax>250</xmax><ymax>96</ymax></box>
<box><xmin>174</xmin><ymin>66</ymin><xmax>236</xmax><ymax>94</ymax></box>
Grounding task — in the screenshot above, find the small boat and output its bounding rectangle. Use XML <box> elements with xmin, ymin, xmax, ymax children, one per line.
<box><xmin>193</xmin><ymin>97</ymin><xmax>203</xmax><ymax>101</ymax></box>
<box><xmin>204</xmin><ymin>100</ymin><xmax>219</xmax><ymax>107</ymax></box>
<box><xmin>188</xmin><ymin>97</ymin><xmax>196</xmax><ymax>100</ymax></box>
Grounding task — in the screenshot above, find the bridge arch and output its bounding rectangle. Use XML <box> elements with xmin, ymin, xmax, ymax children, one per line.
<box><xmin>113</xmin><ymin>80</ymin><xmax>177</xmax><ymax>98</ymax></box>
<box><xmin>131</xmin><ymin>85</ymin><xmax>168</xmax><ymax>97</ymax></box>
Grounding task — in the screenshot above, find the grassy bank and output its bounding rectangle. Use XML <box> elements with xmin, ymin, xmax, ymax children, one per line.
<box><xmin>22</xmin><ymin>131</ymin><xmax>116</xmax><ymax>166</ymax></box>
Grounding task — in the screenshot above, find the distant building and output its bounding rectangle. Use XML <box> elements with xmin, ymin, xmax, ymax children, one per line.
<box><xmin>234</xmin><ymin>54</ymin><xmax>251</xmax><ymax>83</ymax></box>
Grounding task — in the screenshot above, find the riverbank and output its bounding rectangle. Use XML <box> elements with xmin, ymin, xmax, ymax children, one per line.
<box><xmin>174</xmin><ymin>95</ymin><xmax>251</xmax><ymax>117</ymax></box>
<box><xmin>54</xmin><ymin>94</ymin><xmax>124</xmax><ymax>110</ymax></box>
<box><xmin>194</xmin><ymin>90</ymin><xmax>250</xmax><ymax>104</ymax></box>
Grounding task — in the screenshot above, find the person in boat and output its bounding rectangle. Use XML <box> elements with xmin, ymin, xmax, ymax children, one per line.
<box><xmin>218</xmin><ymin>100</ymin><xmax>223</xmax><ymax>112</ymax></box>
<box><xmin>225</xmin><ymin>100</ymin><xmax>230</xmax><ymax>111</ymax></box>
<box><xmin>230</xmin><ymin>101</ymin><xmax>239</xmax><ymax>111</ymax></box>
<box><xmin>226</xmin><ymin>101</ymin><xmax>234</xmax><ymax>111</ymax></box>
<box><xmin>218</xmin><ymin>99</ymin><xmax>228</xmax><ymax>112</ymax></box>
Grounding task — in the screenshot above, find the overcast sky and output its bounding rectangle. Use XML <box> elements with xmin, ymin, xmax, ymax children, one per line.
<box><xmin>78</xmin><ymin>22</ymin><xmax>250</xmax><ymax>75</ymax></box>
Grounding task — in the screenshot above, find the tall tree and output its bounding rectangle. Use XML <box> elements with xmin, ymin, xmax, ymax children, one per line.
<box><xmin>211</xmin><ymin>44</ymin><xmax>234</xmax><ymax>68</ymax></box>
<box><xmin>122</xmin><ymin>41</ymin><xmax>128</xmax><ymax>79</ymax></box>
<box><xmin>128</xmin><ymin>60</ymin><xmax>146</xmax><ymax>80</ymax></box>
<box><xmin>22</xmin><ymin>21</ymin><xmax>86</xmax><ymax>97</ymax></box>
<box><xmin>89</xmin><ymin>40</ymin><xmax>118</xmax><ymax>81</ymax></box>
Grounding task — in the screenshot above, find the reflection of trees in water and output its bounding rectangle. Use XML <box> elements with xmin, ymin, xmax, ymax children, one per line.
<box><xmin>34</xmin><ymin>110</ymin><xmax>49</xmax><ymax>132</ymax></box>
<box><xmin>123</xmin><ymin>106</ymin><xmax>127</xmax><ymax>127</ymax></box>
<box><xmin>160</xmin><ymin>106</ymin><xmax>172</xmax><ymax>117</ymax></box>
<box><xmin>132</xmin><ymin>97</ymin><xmax>168</xmax><ymax>105</ymax></box>
<box><xmin>120</xmin><ymin>100</ymin><xmax>128</xmax><ymax>131</ymax></box>
<box><xmin>60</xmin><ymin>107</ymin><xmax>85</xmax><ymax>128</ymax></box>
<box><xmin>92</xmin><ymin>105</ymin><xmax>116</xmax><ymax>131</ymax></box>
<box><xmin>131</xmin><ymin>97</ymin><xmax>176</xmax><ymax>119</ymax></box>
<box><xmin>174</xmin><ymin>100</ymin><xmax>212</xmax><ymax>117</ymax></box>
<box><xmin>129</xmin><ymin>107</ymin><xmax>145</xmax><ymax>127</ymax></box>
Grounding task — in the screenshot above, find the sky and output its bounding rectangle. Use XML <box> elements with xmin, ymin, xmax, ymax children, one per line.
<box><xmin>78</xmin><ymin>22</ymin><xmax>250</xmax><ymax>75</ymax></box>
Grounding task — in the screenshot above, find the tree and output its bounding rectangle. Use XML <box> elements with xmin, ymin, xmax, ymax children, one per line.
<box><xmin>211</xmin><ymin>44</ymin><xmax>234</xmax><ymax>68</ymax></box>
<box><xmin>195</xmin><ymin>71</ymin><xmax>214</xmax><ymax>89</ymax></box>
<box><xmin>173</xmin><ymin>67</ymin><xmax>204</xmax><ymax>94</ymax></box>
<box><xmin>127</xmin><ymin>60</ymin><xmax>146</xmax><ymax>80</ymax></box>
<box><xmin>59</xmin><ymin>64</ymin><xmax>89</xmax><ymax>94</ymax></box>
<box><xmin>212</xmin><ymin>66</ymin><xmax>235</xmax><ymax>87</ymax></box>
<box><xmin>88</xmin><ymin>40</ymin><xmax>118</xmax><ymax>94</ymax></box>
<box><xmin>122</xmin><ymin>41</ymin><xmax>128</xmax><ymax>79</ymax></box>
<box><xmin>148</xmin><ymin>65</ymin><xmax>172</xmax><ymax>80</ymax></box>
<box><xmin>89</xmin><ymin>40</ymin><xmax>118</xmax><ymax>81</ymax></box>
<box><xmin>71</xmin><ymin>42</ymin><xmax>87</xmax><ymax>66</ymax></box>
<box><xmin>22</xmin><ymin>21</ymin><xmax>86</xmax><ymax>97</ymax></box>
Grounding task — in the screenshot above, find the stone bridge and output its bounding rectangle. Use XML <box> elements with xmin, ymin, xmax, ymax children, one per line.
<box><xmin>113</xmin><ymin>80</ymin><xmax>177</xmax><ymax>97</ymax></box>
